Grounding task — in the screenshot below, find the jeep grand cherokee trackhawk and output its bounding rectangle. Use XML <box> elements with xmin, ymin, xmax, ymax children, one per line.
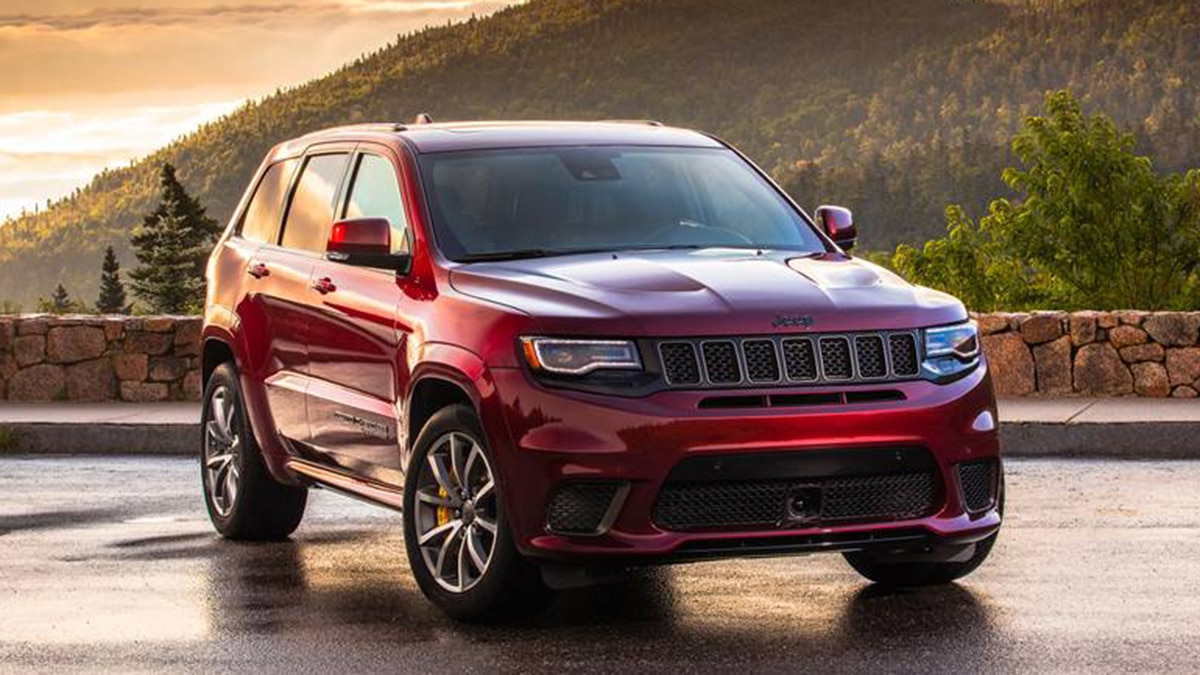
<box><xmin>200</xmin><ymin>119</ymin><xmax>1002</xmax><ymax>619</ymax></box>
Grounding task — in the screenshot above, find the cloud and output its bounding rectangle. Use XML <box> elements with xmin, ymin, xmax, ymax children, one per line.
<box><xmin>0</xmin><ymin>1</ymin><xmax>506</xmax><ymax>32</ymax></box>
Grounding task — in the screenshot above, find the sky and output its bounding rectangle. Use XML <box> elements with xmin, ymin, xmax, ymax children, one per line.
<box><xmin>0</xmin><ymin>0</ymin><xmax>521</xmax><ymax>220</ymax></box>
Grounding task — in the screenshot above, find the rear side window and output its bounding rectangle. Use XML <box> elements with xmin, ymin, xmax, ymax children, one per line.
<box><xmin>281</xmin><ymin>153</ymin><xmax>349</xmax><ymax>253</ymax></box>
<box><xmin>239</xmin><ymin>159</ymin><xmax>298</xmax><ymax>243</ymax></box>
<box><xmin>344</xmin><ymin>154</ymin><xmax>410</xmax><ymax>254</ymax></box>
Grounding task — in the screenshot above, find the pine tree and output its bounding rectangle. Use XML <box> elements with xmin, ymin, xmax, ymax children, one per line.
<box><xmin>38</xmin><ymin>283</ymin><xmax>79</xmax><ymax>314</ymax></box>
<box><xmin>96</xmin><ymin>245</ymin><xmax>128</xmax><ymax>314</ymax></box>
<box><xmin>129</xmin><ymin>164</ymin><xmax>220</xmax><ymax>314</ymax></box>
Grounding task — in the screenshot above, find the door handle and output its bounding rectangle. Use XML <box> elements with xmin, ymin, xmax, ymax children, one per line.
<box><xmin>247</xmin><ymin>262</ymin><xmax>270</xmax><ymax>279</ymax></box>
<box><xmin>312</xmin><ymin>277</ymin><xmax>337</xmax><ymax>294</ymax></box>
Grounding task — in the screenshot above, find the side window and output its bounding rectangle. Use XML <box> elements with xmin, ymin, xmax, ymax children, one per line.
<box><xmin>280</xmin><ymin>153</ymin><xmax>349</xmax><ymax>253</ymax></box>
<box><xmin>239</xmin><ymin>159</ymin><xmax>298</xmax><ymax>244</ymax></box>
<box><xmin>344</xmin><ymin>154</ymin><xmax>410</xmax><ymax>254</ymax></box>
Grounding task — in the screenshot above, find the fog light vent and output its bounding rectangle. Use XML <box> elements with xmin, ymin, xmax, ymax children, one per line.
<box><xmin>956</xmin><ymin>460</ymin><xmax>998</xmax><ymax>512</ymax></box>
<box><xmin>546</xmin><ymin>482</ymin><xmax>624</xmax><ymax>535</ymax></box>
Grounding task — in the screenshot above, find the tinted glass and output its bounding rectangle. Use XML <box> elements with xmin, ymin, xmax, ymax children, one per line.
<box><xmin>281</xmin><ymin>154</ymin><xmax>349</xmax><ymax>253</ymax></box>
<box><xmin>239</xmin><ymin>159</ymin><xmax>298</xmax><ymax>244</ymax></box>
<box><xmin>344</xmin><ymin>154</ymin><xmax>409</xmax><ymax>254</ymax></box>
<box><xmin>418</xmin><ymin>146</ymin><xmax>824</xmax><ymax>260</ymax></box>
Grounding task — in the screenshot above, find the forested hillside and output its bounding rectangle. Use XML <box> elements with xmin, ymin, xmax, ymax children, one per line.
<box><xmin>3</xmin><ymin>0</ymin><xmax>1198</xmax><ymax>307</ymax></box>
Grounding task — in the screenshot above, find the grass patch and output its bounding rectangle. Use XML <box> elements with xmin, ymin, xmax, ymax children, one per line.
<box><xmin>0</xmin><ymin>426</ymin><xmax>25</xmax><ymax>454</ymax></box>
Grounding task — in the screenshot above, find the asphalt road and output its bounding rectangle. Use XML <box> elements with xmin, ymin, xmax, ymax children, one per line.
<box><xmin>1</xmin><ymin>457</ymin><xmax>1198</xmax><ymax>674</ymax></box>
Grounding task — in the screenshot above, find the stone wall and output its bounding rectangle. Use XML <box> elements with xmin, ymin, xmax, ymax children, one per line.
<box><xmin>0</xmin><ymin>313</ymin><xmax>1198</xmax><ymax>402</ymax></box>
<box><xmin>0</xmin><ymin>315</ymin><xmax>201</xmax><ymax>402</ymax></box>
<box><xmin>977</xmin><ymin>311</ymin><xmax>1200</xmax><ymax>397</ymax></box>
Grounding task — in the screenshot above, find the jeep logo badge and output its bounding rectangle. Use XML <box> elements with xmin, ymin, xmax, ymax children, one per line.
<box><xmin>772</xmin><ymin>314</ymin><xmax>815</xmax><ymax>329</ymax></box>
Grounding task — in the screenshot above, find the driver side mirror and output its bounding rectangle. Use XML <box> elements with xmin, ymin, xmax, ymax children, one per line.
<box><xmin>326</xmin><ymin>217</ymin><xmax>411</xmax><ymax>273</ymax></box>
<box><xmin>814</xmin><ymin>205</ymin><xmax>856</xmax><ymax>252</ymax></box>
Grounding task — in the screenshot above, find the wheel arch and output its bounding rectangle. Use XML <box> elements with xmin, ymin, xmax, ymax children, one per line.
<box><xmin>406</xmin><ymin>372</ymin><xmax>479</xmax><ymax>451</ymax></box>
<box><xmin>202</xmin><ymin>337</ymin><xmax>237</xmax><ymax>386</ymax></box>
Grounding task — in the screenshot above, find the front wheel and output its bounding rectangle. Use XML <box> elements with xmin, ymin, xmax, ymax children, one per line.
<box><xmin>403</xmin><ymin>404</ymin><xmax>547</xmax><ymax>620</ymax></box>
<box><xmin>201</xmin><ymin>362</ymin><xmax>307</xmax><ymax>540</ymax></box>
<box><xmin>844</xmin><ymin>491</ymin><xmax>1004</xmax><ymax>587</ymax></box>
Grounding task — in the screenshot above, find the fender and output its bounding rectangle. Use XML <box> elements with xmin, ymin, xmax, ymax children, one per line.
<box><xmin>201</xmin><ymin>309</ymin><xmax>299</xmax><ymax>483</ymax></box>
<box><xmin>404</xmin><ymin>342</ymin><xmax>531</xmax><ymax>532</ymax></box>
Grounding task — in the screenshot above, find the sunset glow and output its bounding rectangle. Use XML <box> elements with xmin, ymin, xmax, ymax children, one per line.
<box><xmin>0</xmin><ymin>0</ymin><xmax>521</xmax><ymax>220</ymax></box>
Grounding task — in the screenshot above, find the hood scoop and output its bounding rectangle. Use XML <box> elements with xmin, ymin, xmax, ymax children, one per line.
<box><xmin>787</xmin><ymin>256</ymin><xmax>884</xmax><ymax>289</ymax></box>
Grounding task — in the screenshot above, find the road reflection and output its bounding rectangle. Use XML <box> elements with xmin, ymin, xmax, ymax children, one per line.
<box><xmin>196</xmin><ymin>528</ymin><xmax>999</xmax><ymax>662</ymax></box>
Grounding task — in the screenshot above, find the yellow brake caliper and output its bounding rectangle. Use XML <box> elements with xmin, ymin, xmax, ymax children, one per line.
<box><xmin>436</xmin><ymin>486</ymin><xmax>451</xmax><ymax>526</ymax></box>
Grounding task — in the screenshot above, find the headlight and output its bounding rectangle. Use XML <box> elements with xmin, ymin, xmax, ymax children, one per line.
<box><xmin>923</xmin><ymin>321</ymin><xmax>981</xmax><ymax>381</ymax></box>
<box><xmin>520</xmin><ymin>337</ymin><xmax>642</xmax><ymax>375</ymax></box>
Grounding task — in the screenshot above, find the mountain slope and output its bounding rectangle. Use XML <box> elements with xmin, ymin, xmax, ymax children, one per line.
<box><xmin>2</xmin><ymin>0</ymin><xmax>1198</xmax><ymax>308</ymax></box>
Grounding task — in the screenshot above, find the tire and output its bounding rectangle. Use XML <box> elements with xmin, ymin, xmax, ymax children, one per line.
<box><xmin>844</xmin><ymin>488</ymin><xmax>1004</xmax><ymax>587</ymax></box>
<box><xmin>201</xmin><ymin>362</ymin><xmax>307</xmax><ymax>540</ymax></box>
<box><xmin>403</xmin><ymin>404</ymin><xmax>547</xmax><ymax>621</ymax></box>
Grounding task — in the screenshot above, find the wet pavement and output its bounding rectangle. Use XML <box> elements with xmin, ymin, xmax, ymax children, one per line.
<box><xmin>1</xmin><ymin>457</ymin><xmax>1198</xmax><ymax>673</ymax></box>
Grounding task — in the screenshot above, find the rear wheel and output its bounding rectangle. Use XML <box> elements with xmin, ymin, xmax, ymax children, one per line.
<box><xmin>403</xmin><ymin>404</ymin><xmax>547</xmax><ymax>620</ymax></box>
<box><xmin>201</xmin><ymin>362</ymin><xmax>307</xmax><ymax>540</ymax></box>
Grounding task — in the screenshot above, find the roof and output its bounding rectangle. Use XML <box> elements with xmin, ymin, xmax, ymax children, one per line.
<box><xmin>299</xmin><ymin>120</ymin><xmax>725</xmax><ymax>153</ymax></box>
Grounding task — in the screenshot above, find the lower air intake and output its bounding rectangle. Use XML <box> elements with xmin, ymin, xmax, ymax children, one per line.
<box><xmin>654</xmin><ymin>471</ymin><xmax>938</xmax><ymax>532</ymax></box>
<box><xmin>956</xmin><ymin>459</ymin><xmax>998</xmax><ymax>512</ymax></box>
<box><xmin>546</xmin><ymin>482</ymin><xmax>623</xmax><ymax>535</ymax></box>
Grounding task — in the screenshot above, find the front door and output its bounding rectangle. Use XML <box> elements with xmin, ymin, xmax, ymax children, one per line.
<box><xmin>306</xmin><ymin>148</ymin><xmax>414</xmax><ymax>485</ymax></box>
<box><xmin>262</xmin><ymin>147</ymin><xmax>353</xmax><ymax>446</ymax></box>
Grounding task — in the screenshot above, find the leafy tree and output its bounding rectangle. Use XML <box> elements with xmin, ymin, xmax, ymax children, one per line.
<box><xmin>96</xmin><ymin>245</ymin><xmax>128</xmax><ymax>314</ymax></box>
<box><xmin>129</xmin><ymin>164</ymin><xmax>220</xmax><ymax>314</ymax></box>
<box><xmin>895</xmin><ymin>90</ymin><xmax>1200</xmax><ymax>310</ymax></box>
<box><xmin>38</xmin><ymin>283</ymin><xmax>83</xmax><ymax>314</ymax></box>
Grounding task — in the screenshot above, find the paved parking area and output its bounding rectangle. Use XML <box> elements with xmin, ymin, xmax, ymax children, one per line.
<box><xmin>1</xmin><ymin>456</ymin><xmax>1198</xmax><ymax>673</ymax></box>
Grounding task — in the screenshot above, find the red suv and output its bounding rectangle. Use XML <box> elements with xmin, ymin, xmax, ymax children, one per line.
<box><xmin>201</xmin><ymin>120</ymin><xmax>1002</xmax><ymax>619</ymax></box>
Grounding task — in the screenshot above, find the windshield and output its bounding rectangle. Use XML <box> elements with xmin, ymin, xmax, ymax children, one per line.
<box><xmin>417</xmin><ymin>146</ymin><xmax>826</xmax><ymax>261</ymax></box>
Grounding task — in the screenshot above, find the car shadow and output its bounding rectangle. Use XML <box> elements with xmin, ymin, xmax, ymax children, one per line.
<box><xmin>186</xmin><ymin>529</ymin><xmax>1000</xmax><ymax>668</ymax></box>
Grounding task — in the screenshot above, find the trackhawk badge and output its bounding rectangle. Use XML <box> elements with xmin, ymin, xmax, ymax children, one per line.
<box><xmin>772</xmin><ymin>314</ymin><xmax>816</xmax><ymax>329</ymax></box>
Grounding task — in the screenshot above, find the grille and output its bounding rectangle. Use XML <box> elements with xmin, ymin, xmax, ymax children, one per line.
<box><xmin>546</xmin><ymin>482</ymin><xmax>622</xmax><ymax>534</ymax></box>
<box><xmin>654</xmin><ymin>471</ymin><xmax>938</xmax><ymax>531</ymax></box>
<box><xmin>956</xmin><ymin>460</ymin><xmax>997</xmax><ymax>512</ymax></box>
<box><xmin>658</xmin><ymin>331</ymin><xmax>921</xmax><ymax>388</ymax></box>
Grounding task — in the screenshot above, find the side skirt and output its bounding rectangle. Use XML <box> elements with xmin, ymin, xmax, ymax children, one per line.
<box><xmin>285</xmin><ymin>457</ymin><xmax>405</xmax><ymax>512</ymax></box>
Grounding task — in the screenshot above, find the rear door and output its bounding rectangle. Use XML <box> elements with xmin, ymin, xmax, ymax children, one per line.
<box><xmin>255</xmin><ymin>147</ymin><xmax>353</xmax><ymax>444</ymax></box>
<box><xmin>306</xmin><ymin>146</ymin><xmax>412</xmax><ymax>484</ymax></box>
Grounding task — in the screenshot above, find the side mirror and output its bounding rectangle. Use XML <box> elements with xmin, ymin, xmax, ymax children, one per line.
<box><xmin>326</xmin><ymin>217</ymin><xmax>411</xmax><ymax>272</ymax></box>
<box><xmin>814</xmin><ymin>205</ymin><xmax>857</xmax><ymax>252</ymax></box>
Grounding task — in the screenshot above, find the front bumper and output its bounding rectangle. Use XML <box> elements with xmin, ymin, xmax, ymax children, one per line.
<box><xmin>479</xmin><ymin>363</ymin><xmax>1001</xmax><ymax>562</ymax></box>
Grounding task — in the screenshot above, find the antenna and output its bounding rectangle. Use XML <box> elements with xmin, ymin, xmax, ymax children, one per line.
<box><xmin>413</xmin><ymin>113</ymin><xmax>434</xmax><ymax>125</ymax></box>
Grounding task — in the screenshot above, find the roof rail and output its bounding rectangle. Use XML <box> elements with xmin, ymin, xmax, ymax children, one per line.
<box><xmin>302</xmin><ymin>122</ymin><xmax>407</xmax><ymax>137</ymax></box>
<box><xmin>601</xmin><ymin>119</ymin><xmax>665</xmax><ymax>127</ymax></box>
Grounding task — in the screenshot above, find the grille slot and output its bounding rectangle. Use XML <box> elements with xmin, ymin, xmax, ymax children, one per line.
<box><xmin>743</xmin><ymin>340</ymin><xmax>781</xmax><ymax>382</ymax></box>
<box><xmin>819</xmin><ymin>337</ymin><xmax>853</xmax><ymax>379</ymax></box>
<box><xmin>657</xmin><ymin>331</ymin><xmax>921</xmax><ymax>389</ymax></box>
<box><xmin>782</xmin><ymin>338</ymin><xmax>818</xmax><ymax>381</ymax></box>
<box><xmin>855</xmin><ymin>335</ymin><xmax>888</xmax><ymax>379</ymax></box>
<box><xmin>701</xmin><ymin>341</ymin><xmax>742</xmax><ymax>384</ymax></box>
<box><xmin>889</xmin><ymin>333</ymin><xmax>919</xmax><ymax>377</ymax></box>
<box><xmin>956</xmin><ymin>460</ymin><xmax>998</xmax><ymax>512</ymax></box>
<box><xmin>546</xmin><ymin>482</ymin><xmax>623</xmax><ymax>535</ymax></box>
<box><xmin>654</xmin><ymin>471</ymin><xmax>938</xmax><ymax>531</ymax></box>
<box><xmin>659</xmin><ymin>342</ymin><xmax>701</xmax><ymax>385</ymax></box>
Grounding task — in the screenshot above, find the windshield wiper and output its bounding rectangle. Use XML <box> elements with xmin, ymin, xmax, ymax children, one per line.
<box><xmin>456</xmin><ymin>247</ymin><xmax>616</xmax><ymax>263</ymax></box>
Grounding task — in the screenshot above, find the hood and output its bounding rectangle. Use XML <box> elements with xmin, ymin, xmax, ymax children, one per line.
<box><xmin>449</xmin><ymin>248</ymin><xmax>966</xmax><ymax>336</ymax></box>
